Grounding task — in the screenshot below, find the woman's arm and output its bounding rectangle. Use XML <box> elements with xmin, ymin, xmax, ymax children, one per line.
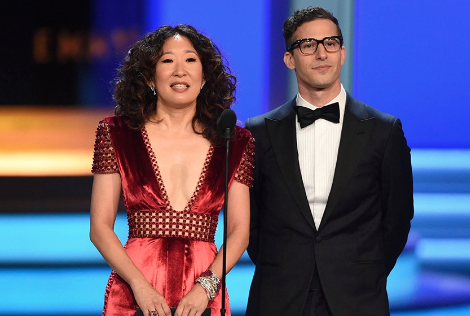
<box><xmin>209</xmin><ymin>180</ymin><xmax>250</xmax><ymax>279</ymax></box>
<box><xmin>90</xmin><ymin>173</ymin><xmax>172</xmax><ymax>316</ymax></box>
<box><xmin>175</xmin><ymin>180</ymin><xmax>250</xmax><ymax>316</ymax></box>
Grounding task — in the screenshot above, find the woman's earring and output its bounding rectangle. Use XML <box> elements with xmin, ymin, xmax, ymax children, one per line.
<box><xmin>149</xmin><ymin>83</ymin><xmax>156</xmax><ymax>95</ymax></box>
<box><xmin>201</xmin><ymin>81</ymin><xmax>205</xmax><ymax>90</ymax></box>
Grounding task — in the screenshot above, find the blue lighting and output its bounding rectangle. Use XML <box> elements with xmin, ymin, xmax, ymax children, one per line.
<box><xmin>354</xmin><ymin>0</ymin><xmax>470</xmax><ymax>148</ymax></box>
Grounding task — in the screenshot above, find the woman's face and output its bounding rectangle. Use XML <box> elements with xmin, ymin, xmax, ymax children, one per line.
<box><xmin>153</xmin><ymin>34</ymin><xmax>204</xmax><ymax>109</ymax></box>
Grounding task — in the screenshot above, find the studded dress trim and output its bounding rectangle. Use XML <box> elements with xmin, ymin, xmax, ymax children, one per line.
<box><xmin>141</xmin><ymin>126</ymin><xmax>214</xmax><ymax>213</ymax></box>
<box><xmin>136</xmin><ymin>127</ymin><xmax>218</xmax><ymax>242</ymax></box>
<box><xmin>91</xmin><ymin>120</ymin><xmax>119</xmax><ymax>174</ymax></box>
<box><xmin>235</xmin><ymin>137</ymin><xmax>255</xmax><ymax>187</ymax></box>
<box><xmin>128</xmin><ymin>210</ymin><xmax>219</xmax><ymax>242</ymax></box>
<box><xmin>92</xmin><ymin>120</ymin><xmax>253</xmax><ymax>244</ymax></box>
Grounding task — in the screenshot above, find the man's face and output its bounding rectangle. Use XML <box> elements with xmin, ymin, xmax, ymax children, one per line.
<box><xmin>284</xmin><ymin>19</ymin><xmax>345</xmax><ymax>94</ymax></box>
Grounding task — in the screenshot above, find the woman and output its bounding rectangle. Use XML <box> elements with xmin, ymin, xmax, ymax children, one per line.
<box><xmin>90</xmin><ymin>24</ymin><xmax>254</xmax><ymax>316</ymax></box>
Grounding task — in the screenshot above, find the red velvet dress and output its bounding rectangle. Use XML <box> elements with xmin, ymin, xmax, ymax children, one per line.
<box><xmin>92</xmin><ymin>116</ymin><xmax>254</xmax><ymax>316</ymax></box>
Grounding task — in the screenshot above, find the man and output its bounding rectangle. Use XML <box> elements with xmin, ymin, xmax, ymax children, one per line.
<box><xmin>244</xmin><ymin>6</ymin><xmax>413</xmax><ymax>316</ymax></box>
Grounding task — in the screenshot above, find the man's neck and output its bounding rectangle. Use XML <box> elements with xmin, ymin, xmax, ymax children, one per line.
<box><xmin>298</xmin><ymin>82</ymin><xmax>342</xmax><ymax>107</ymax></box>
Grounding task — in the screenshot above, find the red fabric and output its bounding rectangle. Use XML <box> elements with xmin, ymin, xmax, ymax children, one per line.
<box><xmin>92</xmin><ymin>116</ymin><xmax>254</xmax><ymax>316</ymax></box>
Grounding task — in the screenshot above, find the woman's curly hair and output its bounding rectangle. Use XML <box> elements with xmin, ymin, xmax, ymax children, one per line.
<box><xmin>113</xmin><ymin>24</ymin><xmax>236</xmax><ymax>145</ymax></box>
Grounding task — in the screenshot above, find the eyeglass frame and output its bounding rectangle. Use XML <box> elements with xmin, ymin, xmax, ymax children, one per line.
<box><xmin>287</xmin><ymin>36</ymin><xmax>344</xmax><ymax>55</ymax></box>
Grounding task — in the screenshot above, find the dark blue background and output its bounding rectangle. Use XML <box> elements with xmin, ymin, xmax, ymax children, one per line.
<box><xmin>353</xmin><ymin>0</ymin><xmax>470</xmax><ymax>148</ymax></box>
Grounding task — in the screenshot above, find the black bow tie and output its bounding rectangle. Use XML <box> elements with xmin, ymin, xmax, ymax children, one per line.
<box><xmin>294</xmin><ymin>102</ymin><xmax>340</xmax><ymax>128</ymax></box>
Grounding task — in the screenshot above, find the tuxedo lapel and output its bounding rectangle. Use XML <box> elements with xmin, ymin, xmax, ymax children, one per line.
<box><xmin>265</xmin><ymin>102</ymin><xmax>316</xmax><ymax>230</ymax></box>
<box><xmin>319</xmin><ymin>96</ymin><xmax>376</xmax><ymax>230</ymax></box>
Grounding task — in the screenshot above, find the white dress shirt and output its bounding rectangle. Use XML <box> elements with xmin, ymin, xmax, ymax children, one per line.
<box><xmin>296</xmin><ymin>85</ymin><xmax>346</xmax><ymax>229</ymax></box>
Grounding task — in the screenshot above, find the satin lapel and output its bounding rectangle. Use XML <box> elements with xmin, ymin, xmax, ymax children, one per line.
<box><xmin>265</xmin><ymin>110</ymin><xmax>316</xmax><ymax>230</ymax></box>
<box><xmin>319</xmin><ymin>99</ymin><xmax>376</xmax><ymax>230</ymax></box>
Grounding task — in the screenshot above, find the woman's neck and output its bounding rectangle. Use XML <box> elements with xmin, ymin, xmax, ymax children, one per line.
<box><xmin>147</xmin><ymin>103</ymin><xmax>201</xmax><ymax>134</ymax></box>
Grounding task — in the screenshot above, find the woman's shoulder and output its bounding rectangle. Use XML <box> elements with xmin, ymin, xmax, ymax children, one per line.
<box><xmin>234</xmin><ymin>125</ymin><xmax>252</xmax><ymax>140</ymax></box>
<box><xmin>99</xmin><ymin>115</ymin><xmax>125</xmax><ymax>125</ymax></box>
<box><xmin>97</xmin><ymin>115</ymin><xmax>134</xmax><ymax>130</ymax></box>
<box><xmin>232</xmin><ymin>126</ymin><xmax>254</xmax><ymax>153</ymax></box>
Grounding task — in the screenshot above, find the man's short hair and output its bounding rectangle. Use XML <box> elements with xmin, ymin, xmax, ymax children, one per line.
<box><xmin>283</xmin><ymin>6</ymin><xmax>343</xmax><ymax>51</ymax></box>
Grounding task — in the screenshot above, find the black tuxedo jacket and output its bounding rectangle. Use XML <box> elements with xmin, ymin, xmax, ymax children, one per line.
<box><xmin>244</xmin><ymin>95</ymin><xmax>414</xmax><ymax>316</ymax></box>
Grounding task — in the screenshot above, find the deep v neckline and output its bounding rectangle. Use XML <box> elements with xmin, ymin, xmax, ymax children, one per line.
<box><xmin>141</xmin><ymin>126</ymin><xmax>214</xmax><ymax>213</ymax></box>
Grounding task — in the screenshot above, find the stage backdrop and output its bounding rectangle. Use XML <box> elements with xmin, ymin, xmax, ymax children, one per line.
<box><xmin>353</xmin><ymin>0</ymin><xmax>470</xmax><ymax>148</ymax></box>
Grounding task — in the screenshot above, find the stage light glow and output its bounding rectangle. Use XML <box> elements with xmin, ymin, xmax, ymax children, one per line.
<box><xmin>0</xmin><ymin>106</ymin><xmax>113</xmax><ymax>176</ymax></box>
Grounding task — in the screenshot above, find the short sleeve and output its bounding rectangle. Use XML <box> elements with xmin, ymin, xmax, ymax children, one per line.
<box><xmin>235</xmin><ymin>137</ymin><xmax>255</xmax><ymax>187</ymax></box>
<box><xmin>91</xmin><ymin>119</ymin><xmax>119</xmax><ymax>174</ymax></box>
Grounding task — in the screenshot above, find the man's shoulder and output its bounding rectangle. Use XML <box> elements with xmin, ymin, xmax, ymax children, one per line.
<box><xmin>346</xmin><ymin>94</ymin><xmax>398</xmax><ymax>125</ymax></box>
<box><xmin>245</xmin><ymin>99</ymin><xmax>295</xmax><ymax>128</ymax></box>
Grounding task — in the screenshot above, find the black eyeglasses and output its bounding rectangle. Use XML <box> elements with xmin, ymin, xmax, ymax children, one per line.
<box><xmin>287</xmin><ymin>36</ymin><xmax>343</xmax><ymax>55</ymax></box>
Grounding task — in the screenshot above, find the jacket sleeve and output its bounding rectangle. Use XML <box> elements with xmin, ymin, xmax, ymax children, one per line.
<box><xmin>380</xmin><ymin>118</ymin><xmax>414</xmax><ymax>274</ymax></box>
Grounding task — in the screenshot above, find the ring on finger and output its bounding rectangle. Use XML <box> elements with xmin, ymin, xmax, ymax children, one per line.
<box><xmin>150</xmin><ymin>311</ymin><xmax>157</xmax><ymax>316</ymax></box>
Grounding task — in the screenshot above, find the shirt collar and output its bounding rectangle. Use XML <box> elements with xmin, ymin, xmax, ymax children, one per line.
<box><xmin>295</xmin><ymin>84</ymin><xmax>346</xmax><ymax>110</ymax></box>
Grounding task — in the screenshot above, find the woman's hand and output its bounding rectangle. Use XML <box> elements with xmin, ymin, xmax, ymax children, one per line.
<box><xmin>174</xmin><ymin>283</ymin><xmax>209</xmax><ymax>316</ymax></box>
<box><xmin>91</xmin><ymin>173</ymin><xmax>171</xmax><ymax>316</ymax></box>
<box><xmin>133</xmin><ymin>282</ymin><xmax>172</xmax><ymax>316</ymax></box>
